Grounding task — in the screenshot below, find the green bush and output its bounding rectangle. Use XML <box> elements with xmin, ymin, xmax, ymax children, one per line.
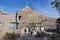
<box><xmin>48</xmin><ymin>34</ymin><xmax>60</xmax><ymax>40</ymax></box>
<box><xmin>35</xmin><ymin>32</ymin><xmax>46</xmax><ymax>38</ymax></box>
<box><xmin>2</xmin><ymin>32</ymin><xmax>20</xmax><ymax>40</ymax></box>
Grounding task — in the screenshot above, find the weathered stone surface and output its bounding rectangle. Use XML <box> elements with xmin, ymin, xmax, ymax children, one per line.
<box><xmin>0</xmin><ymin>5</ymin><xmax>56</xmax><ymax>38</ymax></box>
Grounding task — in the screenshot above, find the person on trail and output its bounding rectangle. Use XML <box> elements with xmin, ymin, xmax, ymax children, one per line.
<box><xmin>29</xmin><ymin>28</ymin><xmax>33</xmax><ymax>35</ymax></box>
<box><xmin>24</xmin><ymin>28</ymin><xmax>27</xmax><ymax>33</ymax></box>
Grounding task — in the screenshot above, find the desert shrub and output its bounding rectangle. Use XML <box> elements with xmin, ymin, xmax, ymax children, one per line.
<box><xmin>48</xmin><ymin>34</ymin><xmax>60</xmax><ymax>40</ymax></box>
<box><xmin>2</xmin><ymin>32</ymin><xmax>20</xmax><ymax>40</ymax></box>
<box><xmin>35</xmin><ymin>31</ymin><xmax>46</xmax><ymax>38</ymax></box>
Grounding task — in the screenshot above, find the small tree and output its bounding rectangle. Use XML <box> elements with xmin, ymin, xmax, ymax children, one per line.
<box><xmin>51</xmin><ymin>0</ymin><xmax>60</xmax><ymax>14</ymax></box>
<box><xmin>56</xmin><ymin>18</ymin><xmax>60</xmax><ymax>34</ymax></box>
<box><xmin>28</xmin><ymin>23</ymin><xmax>37</xmax><ymax>30</ymax></box>
<box><xmin>3</xmin><ymin>32</ymin><xmax>20</xmax><ymax>40</ymax></box>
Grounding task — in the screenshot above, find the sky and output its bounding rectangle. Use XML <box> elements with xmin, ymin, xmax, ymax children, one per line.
<box><xmin>0</xmin><ymin>0</ymin><xmax>60</xmax><ymax>18</ymax></box>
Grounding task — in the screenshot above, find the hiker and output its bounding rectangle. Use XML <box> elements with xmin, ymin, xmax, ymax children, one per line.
<box><xmin>29</xmin><ymin>28</ymin><xmax>33</xmax><ymax>35</ymax></box>
<box><xmin>24</xmin><ymin>28</ymin><xmax>27</xmax><ymax>33</ymax></box>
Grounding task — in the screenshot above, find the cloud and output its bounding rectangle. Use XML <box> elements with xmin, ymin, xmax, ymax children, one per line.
<box><xmin>31</xmin><ymin>0</ymin><xmax>59</xmax><ymax>18</ymax></box>
<box><xmin>0</xmin><ymin>5</ymin><xmax>21</xmax><ymax>14</ymax></box>
<box><xmin>0</xmin><ymin>0</ymin><xmax>59</xmax><ymax>18</ymax></box>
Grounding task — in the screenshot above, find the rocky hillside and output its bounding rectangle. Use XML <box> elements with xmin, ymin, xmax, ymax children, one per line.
<box><xmin>18</xmin><ymin>5</ymin><xmax>56</xmax><ymax>29</ymax></box>
<box><xmin>0</xmin><ymin>5</ymin><xmax>56</xmax><ymax>29</ymax></box>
